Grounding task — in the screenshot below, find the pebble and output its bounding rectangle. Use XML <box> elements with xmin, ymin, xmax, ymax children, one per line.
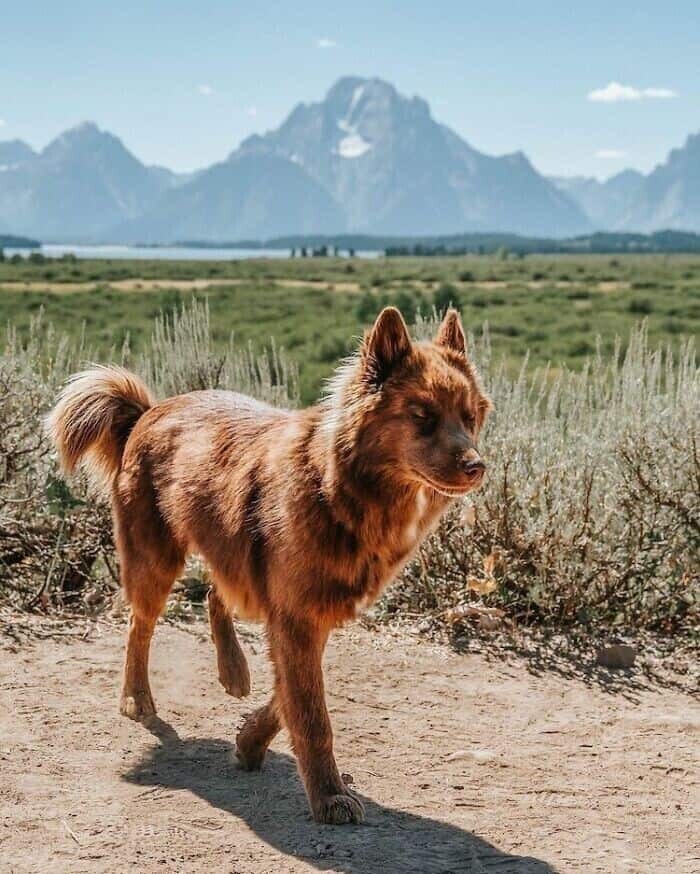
<box><xmin>596</xmin><ymin>644</ymin><xmax>637</xmax><ymax>669</ymax></box>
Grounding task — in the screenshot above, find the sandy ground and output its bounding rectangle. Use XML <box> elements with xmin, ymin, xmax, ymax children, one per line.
<box><xmin>0</xmin><ymin>619</ymin><xmax>698</xmax><ymax>874</ymax></box>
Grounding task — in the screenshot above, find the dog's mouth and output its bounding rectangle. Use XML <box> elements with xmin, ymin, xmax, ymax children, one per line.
<box><xmin>412</xmin><ymin>470</ymin><xmax>474</xmax><ymax>498</ymax></box>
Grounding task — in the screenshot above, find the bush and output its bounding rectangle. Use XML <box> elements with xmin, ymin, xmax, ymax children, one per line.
<box><xmin>1</xmin><ymin>306</ymin><xmax>697</xmax><ymax>637</ymax></box>
<box><xmin>492</xmin><ymin>323</ymin><xmax>521</xmax><ymax>337</ymax></box>
<box><xmin>381</xmin><ymin>320</ymin><xmax>699</xmax><ymax>635</ymax></box>
<box><xmin>356</xmin><ymin>290</ymin><xmax>384</xmax><ymax>323</ymax></box>
<box><xmin>317</xmin><ymin>335</ymin><xmax>349</xmax><ymax>363</ymax></box>
<box><xmin>0</xmin><ymin>301</ymin><xmax>297</xmax><ymax>611</ymax></box>
<box><xmin>0</xmin><ymin>318</ymin><xmax>109</xmax><ymax>609</ymax></box>
<box><xmin>393</xmin><ymin>289</ymin><xmax>423</xmax><ymax>323</ymax></box>
<box><xmin>629</xmin><ymin>298</ymin><xmax>654</xmax><ymax>315</ymax></box>
<box><xmin>434</xmin><ymin>282</ymin><xmax>459</xmax><ymax>314</ymax></box>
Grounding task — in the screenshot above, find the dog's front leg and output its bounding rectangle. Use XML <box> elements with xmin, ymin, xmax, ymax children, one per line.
<box><xmin>269</xmin><ymin>616</ymin><xmax>364</xmax><ymax>825</ymax></box>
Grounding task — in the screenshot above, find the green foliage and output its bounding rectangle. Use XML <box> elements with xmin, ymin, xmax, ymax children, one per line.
<box><xmin>356</xmin><ymin>290</ymin><xmax>383</xmax><ymax>323</ymax></box>
<box><xmin>45</xmin><ymin>474</ymin><xmax>84</xmax><ymax>517</ymax></box>
<box><xmin>0</xmin><ymin>253</ymin><xmax>699</xmax><ymax>408</ymax></box>
<box><xmin>393</xmin><ymin>289</ymin><xmax>423</xmax><ymax>323</ymax></box>
<box><xmin>433</xmin><ymin>282</ymin><xmax>459</xmax><ymax>314</ymax></box>
<box><xmin>629</xmin><ymin>297</ymin><xmax>654</xmax><ymax>315</ymax></box>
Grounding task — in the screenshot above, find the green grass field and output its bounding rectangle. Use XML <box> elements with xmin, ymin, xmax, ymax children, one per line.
<box><xmin>1</xmin><ymin>253</ymin><xmax>699</xmax><ymax>402</ymax></box>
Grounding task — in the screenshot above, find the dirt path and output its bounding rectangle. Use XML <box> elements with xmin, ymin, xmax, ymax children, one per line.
<box><xmin>1</xmin><ymin>620</ymin><xmax>697</xmax><ymax>873</ymax></box>
<box><xmin>0</xmin><ymin>278</ymin><xmax>631</xmax><ymax>294</ymax></box>
<box><xmin>0</xmin><ymin>278</ymin><xmax>362</xmax><ymax>293</ymax></box>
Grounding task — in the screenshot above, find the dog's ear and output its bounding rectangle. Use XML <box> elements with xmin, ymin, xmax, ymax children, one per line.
<box><xmin>435</xmin><ymin>308</ymin><xmax>467</xmax><ymax>357</ymax></box>
<box><xmin>362</xmin><ymin>307</ymin><xmax>411</xmax><ymax>386</ymax></box>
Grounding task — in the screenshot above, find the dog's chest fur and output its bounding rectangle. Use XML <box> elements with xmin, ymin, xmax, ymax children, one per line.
<box><xmin>309</xmin><ymin>484</ymin><xmax>447</xmax><ymax>622</ymax></box>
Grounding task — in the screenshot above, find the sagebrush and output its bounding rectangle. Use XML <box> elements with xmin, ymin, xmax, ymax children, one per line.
<box><xmin>1</xmin><ymin>300</ymin><xmax>697</xmax><ymax>636</ymax></box>
<box><xmin>0</xmin><ymin>302</ymin><xmax>297</xmax><ymax>611</ymax></box>
<box><xmin>386</xmin><ymin>316</ymin><xmax>699</xmax><ymax>634</ymax></box>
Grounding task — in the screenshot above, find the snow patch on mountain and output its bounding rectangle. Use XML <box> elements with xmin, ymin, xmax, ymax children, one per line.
<box><xmin>336</xmin><ymin>133</ymin><xmax>372</xmax><ymax>158</ymax></box>
<box><xmin>331</xmin><ymin>86</ymin><xmax>372</xmax><ymax>159</ymax></box>
<box><xmin>348</xmin><ymin>85</ymin><xmax>364</xmax><ymax>117</ymax></box>
<box><xmin>335</xmin><ymin>117</ymin><xmax>371</xmax><ymax>159</ymax></box>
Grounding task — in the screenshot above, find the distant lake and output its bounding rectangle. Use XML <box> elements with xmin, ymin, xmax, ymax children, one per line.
<box><xmin>3</xmin><ymin>243</ymin><xmax>381</xmax><ymax>261</ymax></box>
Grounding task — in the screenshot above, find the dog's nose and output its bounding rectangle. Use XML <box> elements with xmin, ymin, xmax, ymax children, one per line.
<box><xmin>462</xmin><ymin>458</ymin><xmax>486</xmax><ymax>478</ymax></box>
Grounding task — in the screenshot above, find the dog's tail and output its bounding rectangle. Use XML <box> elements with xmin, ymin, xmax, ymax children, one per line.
<box><xmin>47</xmin><ymin>365</ymin><xmax>154</xmax><ymax>488</ymax></box>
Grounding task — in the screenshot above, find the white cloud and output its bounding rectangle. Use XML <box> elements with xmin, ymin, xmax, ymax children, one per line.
<box><xmin>0</xmin><ymin>119</ymin><xmax>5</xmax><ymax>127</ymax></box>
<box><xmin>247</xmin><ymin>105</ymin><xmax>257</xmax><ymax>117</ymax></box>
<box><xmin>596</xmin><ymin>149</ymin><xmax>627</xmax><ymax>159</ymax></box>
<box><xmin>198</xmin><ymin>84</ymin><xmax>213</xmax><ymax>97</ymax></box>
<box><xmin>643</xmin><ymin>87</ymin><xmax>677</xmax><ymax>99</ymax></box>
<box><xmin>317</xmin><ymin>38</ymin><xmax>337</xmax><ymax>49</ymax></box>
<box><xmin>588</xmin><ymin>81</ymin><xmax>677</xmax><ymax>102</ymax></box>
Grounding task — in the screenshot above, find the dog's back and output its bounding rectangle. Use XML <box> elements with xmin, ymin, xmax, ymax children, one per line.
<box><xmin>119</xmin><ymin>388</ymin><xmax>293</xmax><ymax>620</ymax></box>
<box><xmin>51</xmin><ymin>373</ymin><xmax>295</xmax><ymax>617</ymax></box>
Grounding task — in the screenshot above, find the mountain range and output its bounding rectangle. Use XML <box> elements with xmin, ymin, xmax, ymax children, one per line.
<box><xmin>550</xmin><ymin>133</ymin><xmax>700</xmax><ymax>233</ymax></box>
<box><xmin>1</xmin><ymin>77</ymin><xmax>699</xmax><ymax>242</ymax></box>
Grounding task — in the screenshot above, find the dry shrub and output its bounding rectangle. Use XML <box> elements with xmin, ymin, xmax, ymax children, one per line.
<box><xmin>0</xmin><ymin>318</ymin><xmax>112</xmax><ymax>608</ymax></box>
<box><xmin>382</xmin><ymin>318</ymin><xmax>699</xmax><ymax>635</ymax></box>
<box><xmin>1</xmin><ymin>303</ymin><xmax>697</xmax><ymax>636</ymax></box>
<box><xmin>138</xmin><ymin>299</ymin><xmax>297</xmax><ymax>404</ymax></box>
<box><xmin>0</xmin><ymin>301</ymin><xmax>297</xmax><ymax>611</ymax></box>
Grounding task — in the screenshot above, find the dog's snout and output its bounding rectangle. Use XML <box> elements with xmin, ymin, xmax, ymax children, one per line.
<box><xmin>463</xmin><ymin>458</ymin><xmax>485</xmax><ymax>473</ymax></box>
<box><xmin>461</xmin><ymin>456</ymin><xmax>486</xmax><ymax>479</ymax></box>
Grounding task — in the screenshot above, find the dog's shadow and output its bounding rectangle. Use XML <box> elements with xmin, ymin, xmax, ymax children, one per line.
<box><xmin>122</xmin><ymin>717</ymin><xmax>557</xmax><ymax>873</ymax></box>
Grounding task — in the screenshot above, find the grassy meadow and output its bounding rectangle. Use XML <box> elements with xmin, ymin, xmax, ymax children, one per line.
<box><xmin>1</xmin><ymin>252</ymin><xmax>699</xmax><ymax>403</ymax></box>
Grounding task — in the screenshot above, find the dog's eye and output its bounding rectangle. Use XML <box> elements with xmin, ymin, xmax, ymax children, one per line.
<box><xmin>461</xmin><ymin>411</ymin><xmax>475</xmax><ymax>430</ymax></box>
<box><xmin>411</xmin><ymin>406</ymin><xmax>438</xmax><ymax>435</ymax></box>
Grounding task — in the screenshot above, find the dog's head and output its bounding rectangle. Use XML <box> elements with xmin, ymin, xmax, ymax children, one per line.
<box><xmin>331</xmin><ymin>306</ymin><xmax>492</xmax><ymax>497</ymax></box>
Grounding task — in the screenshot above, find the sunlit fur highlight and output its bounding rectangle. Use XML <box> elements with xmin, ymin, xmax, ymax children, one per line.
<box><xmin>46</xmin><ymin>365</ymin><xmax>154</xmax><ymax>487</ymax></box>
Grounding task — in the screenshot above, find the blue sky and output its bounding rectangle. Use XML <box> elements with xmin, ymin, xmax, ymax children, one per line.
<box><xmin>1</xmin><ymin>1</ymin><xmax>698</xmax><ymax>178</ymax></box>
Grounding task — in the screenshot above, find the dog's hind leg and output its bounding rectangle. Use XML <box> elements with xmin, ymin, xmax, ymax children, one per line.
<box><xmin>119</xmin><ymin>569</ymin><xmax>178</xmax><ymax>721</ymax></box>
<box><xmin>236</xmin><ymin>696</ymin><xmax>281</xmax><ymax>770</ymax></box>
<box><xmin>208</xmin><ymin>586</ymin><xmax>251</xmax><ymax>698</ymax></box>
<box><xmin>115</xmin><ymin>497</ymin><xmax>184</xmax><ymax>722</ymax></box>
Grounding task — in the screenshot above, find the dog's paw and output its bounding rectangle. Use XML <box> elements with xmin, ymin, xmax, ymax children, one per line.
<box><xmin>312</xmin><ymin>793</ymin><xmax>365</xmax><ymax>825</ymax></box>
<box><xmin>217</xmin><ymin>653</ymin><xmax>251</xmax><ymax>699</ymax></box>
<box><xmin>235</xmin><ymin>745</ymin><xmax>265</xmax><ymax>771</ymax></box>
<box><xmin>119</xmin><ymin>692</ymin><xmax>156</xmax><ymax>721</ymax></box>
<box><xmin>218</xmin><ymin>669</ymin><xmax>251</xmax><ymax>699</ymax></box>
<box><xmin>236</xmin><ymin>716</ymin><xmax>267</xmax><ymax>771</ymax></box>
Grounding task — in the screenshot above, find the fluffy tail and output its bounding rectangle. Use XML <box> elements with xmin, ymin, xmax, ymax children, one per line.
<box><xmin>47</xmin><ymin>365</ymin><xmax>154</xmax><ymax>487</ymax></box>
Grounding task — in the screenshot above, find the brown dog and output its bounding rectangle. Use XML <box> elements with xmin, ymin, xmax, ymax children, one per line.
<box><xmin>48</xmin><ymin>307</ymin><xmax>491</xmax><ymax>824</ymax></box>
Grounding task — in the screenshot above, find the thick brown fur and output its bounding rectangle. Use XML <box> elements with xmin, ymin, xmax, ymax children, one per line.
<box><xmin>48</xmin><ymin>307</ymin><xmax>491</xmax><ymax>825</ymax></box>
